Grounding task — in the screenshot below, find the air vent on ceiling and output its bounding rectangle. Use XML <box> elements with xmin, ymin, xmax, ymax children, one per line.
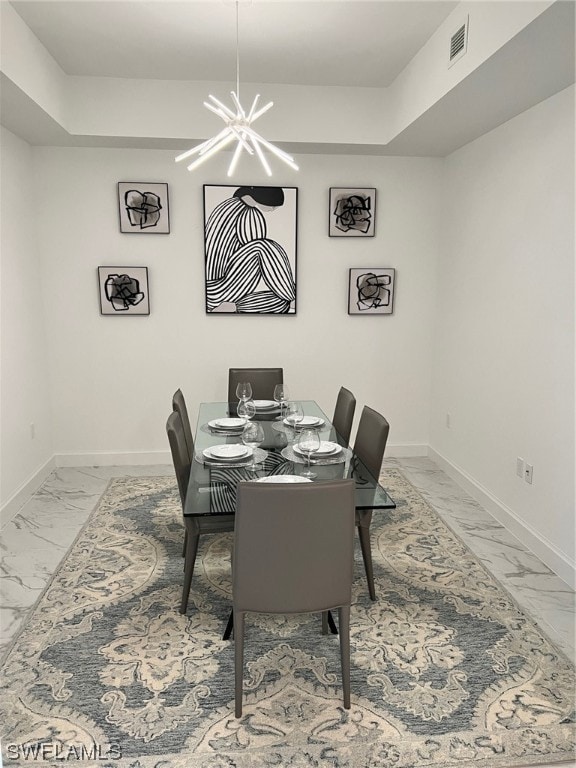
<box><xmin>448</xmin><ymin>16</ymin><xmax>469</xmax><ymax>67</ymax></box>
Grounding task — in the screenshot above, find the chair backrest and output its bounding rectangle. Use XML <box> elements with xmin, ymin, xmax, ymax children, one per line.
<box><xmin>166</xmin><ymin>411</ymin><xmax>191</xmax><ymax>509</ymax></box>
<box><xmin>228</xmin><ymin>367</ymin><xmax>283</xmax><ymax>403</ymax></box>
<box><xmin>353</xmin><ymin>406</ymin><xmax>390</xmax><ymax>480</ymax></box>
<box><xmin>332</xmin><ymin>387</ymin><xmax>356</xmax><ymax>445</ymax></box>
<box><xmin>172</xmin><ymin>389</ymin><xmax>194</xmax><ymax>460</ymax></box>
<box><xmin>234</xmin><ymin>480</ymin><xmax>355</xmax><ymax>614</ymax></box>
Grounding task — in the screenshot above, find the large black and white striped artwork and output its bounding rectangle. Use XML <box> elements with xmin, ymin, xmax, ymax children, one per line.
<box><xmin>203</xmin><ymin>185</ymin><xmax>297</xmax><ymax>314</ymax></box>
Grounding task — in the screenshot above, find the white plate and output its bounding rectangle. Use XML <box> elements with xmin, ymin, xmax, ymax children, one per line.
<box><xmin>293</xmin><ymin>441</ymin><xmax>341</xmax><ymax>457</ymax></box>
<box><xmin>209</xmin><ymin>418</ymin><xmax>245</xmax><ymax>430</ymax></box>
<box><xmin>283</xmin><ymin>416</ymin><xmax>324</xmax><ymax>428</ymax></box>
<box><xmin>257</xmin><ymin>475</ymin><xmax>312</xmax><ymax>483</ymax></box>
<box><xmin>203</xmin><ymin>445</ymin><xmax>251</xmax><ymax>461</ymax></box>
<box><xmin>252</xmin><ymin>399</ymin><xmax>278</xmax><ymax>409</ymax></box>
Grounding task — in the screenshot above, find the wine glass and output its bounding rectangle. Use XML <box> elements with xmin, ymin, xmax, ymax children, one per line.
<box><xmin>273</xmin><ymin>384</ymin><xmax>290</xmax><ymax>419</ymax></box>
<box><xmin>237</xmin><ymin>399</ymin><xmax>256</xmax><ymax>422</ymax></box>
<box><xmin>242</xmin><ymin>421</ymin><xmax>264</xmax><ymax>471</ymax></box>
<box><xmin>298</xmin><ymin>428</ymin><xmax>321</xmax><ymax>479</ymax></box>
<box><xmin>284</xmin><ymin>401</ymin><xmax>304</xmax><ymax>431</ymax></box>
<box><xmin>235</xmin><ymin>382</ymin><xmax>253</xmax><ymax>403</ymax></box>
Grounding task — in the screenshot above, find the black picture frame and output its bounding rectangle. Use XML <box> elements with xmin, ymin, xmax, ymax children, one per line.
<box><xmin>118</xmin><ymin>182</ymin><xmax>170</xmax><ymax>234</ymax></box>
<box><xmin>348</xmin><ymin>268</ymin><xmax>395</xmax><ymax>315</ymax></box>
<box><xmin>329</xmin><ymin>187</ymin><xmax>376</xmax><ymax>237</ymax></box>
<box><xmin>203</xmin><ymin>184</ymin><xmax>298</xmax><ymax>314</ymax></box>
<box><xmin>98</xmin><ymin>266</ymin><xmax>150</xmax><ymax>315</ymax></box>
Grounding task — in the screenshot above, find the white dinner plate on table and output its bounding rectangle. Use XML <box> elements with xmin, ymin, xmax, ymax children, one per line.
<box><xmin>293</xmin><ymin>441</ymin><xmax>341</xmax><ymax>457</ymax></box>
<box><xmin>257</xmin><ymin>475</ymin><xmax>312</xmax><ymax>483</ymax></box>
<box><xmin>283</xmin><ymin>416</ymin><xmax>324</xmax><ymax>428</ymax></box>
<box><xmin>203</xmin><ymin>445</ymin><xmax>251</xmax><ymax>461</ymax></box>
<box><xmin>208</xmin><ymin>418</ymin><xmax>245</xmax><ymax>430</ymax></box>
<box><xmin>252</xmin><ymin>399</ymin><xmax>278</xmax><ymax>410</ymax></box>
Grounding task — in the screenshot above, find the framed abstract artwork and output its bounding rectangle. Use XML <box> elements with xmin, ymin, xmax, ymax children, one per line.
<box><xmin>98</xmin><ymin>267</ymin><xmax>150</xmax><ymax>315</ymax></box>
<box><xmin>348</xmin><ymin>268</ymin><xmax>395</xmax><ymax>315</ymax></box>
<box><xmin>118</xmin><ymin>182</ymin><xmax>170</xmax><ymax>233</ymax></box>
<box><xmin>329</xmin><ymin>187</ymin><xmax>376</xmax><ymax>237</ymax></box>
<box><xmin>203</xmin><ymin>184</ymin><xmax>298</xmax><ymax>314</ymax></box>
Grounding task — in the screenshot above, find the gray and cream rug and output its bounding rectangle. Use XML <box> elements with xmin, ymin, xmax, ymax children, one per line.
<box><xmin>1</xmin><ymin>471</ymin><xmax>574</xmax><ymax>767</ymax></box>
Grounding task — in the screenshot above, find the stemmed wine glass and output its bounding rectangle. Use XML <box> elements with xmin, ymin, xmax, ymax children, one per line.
<box><xmin>236</xmin><ymin>382</ymin><xmax>253</xmax><ymax>403</ymax></box>
<box><xmin>237</xmin><ymin>399</ymin><xmax>256</xmax><ymax>423</ymax></box>
<box><xmin>273</xmin><ymin>384</ymin><xmax>290</xmax><ymax>420</ymax></box>
<box><xmin>298</xmin><ymin>428</ymin><xmax>321</xmax><ymax>479</ymax></box>
<box><xmin>242</xmin><ymin>421</ymin><xmax>265</xmax><ymax>471</ymax></box>
<box><xmin>284</xmin><ymin>401</ymin><xmax>304</xmax><ymax>431</ymax></box>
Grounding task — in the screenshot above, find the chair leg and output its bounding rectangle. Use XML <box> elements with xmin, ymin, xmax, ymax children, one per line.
<box><xmin>338</xmin><ymin>606</ymin><xmax>351</xmax><ymax>709</ymax></box>
<box><xmin>223</xmin><ymin>610</ymin><xmax>234</xmax><ymax>640</ymax></box>
<box><xmin>357</xmin><ymin>523</ymin><xmax>376</xmax><ymax>600</ymax></box>
<box><xmin>182</xmin><ymin>529</ymin><xmax>187</xmax><ymax>558</ymax></box>
<box><xmin>323</xmin><ymin>610</ymin><xmax>338</xmax><ymax>634</ymax></box>
<box><xmin>179</xmin><ymin>530</ymin><xmax>200</xmax><ymax>614</ymax></box>
<box><xmin>234</xmin><ymin>611</ymin><xmax>245</xmax><ymax>718</ymax></box>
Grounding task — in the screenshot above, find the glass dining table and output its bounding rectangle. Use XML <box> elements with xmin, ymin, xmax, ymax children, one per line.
<box><xmin>184</xmin><ymin>400</ymin><xmax>396</xmax><ymax>517</ymax></box>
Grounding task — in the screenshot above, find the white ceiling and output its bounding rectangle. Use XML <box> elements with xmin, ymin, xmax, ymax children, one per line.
<box><xmin>10</xmin><ymin>0</ymin><xmax>458</xmax><ymax>87</ymax></box>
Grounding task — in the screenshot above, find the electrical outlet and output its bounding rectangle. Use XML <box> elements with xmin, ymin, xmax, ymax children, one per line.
<box><xmin>525</xmin><ymin>463</ymin><xmax>533</xmax><ymax>484</ymax></box>
<box><xmin>446</xmin><ymin>413</ymin><xmax>451</xmax><ymax>429</ymax></box>
<box><xmin>516</xmin><ymin>457</ymin><xmax>524</xmax><ymax>478</ymax></box>
<box><xmin>30</xmin><ymin>423</ymin><xmax>36</xmax><ymax>439</ymax></box>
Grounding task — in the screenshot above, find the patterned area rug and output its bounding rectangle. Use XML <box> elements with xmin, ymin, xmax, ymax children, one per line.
<box><xmin>1</xmin><ymin>471</ymin><xmax>574</xmax><ymax>767</ymax></box>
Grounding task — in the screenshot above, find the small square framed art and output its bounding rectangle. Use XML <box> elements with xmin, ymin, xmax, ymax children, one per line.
<box><xmin>329</xmin><ymin>187</ymin><xmax>375</xmax><ymax>237</ymax></box>
<box><xmin>98</xmin><ymin>267</ymin><xmax>150</xmax><ymax>315</ymax></box>
<box><xmin>118</xmin><ymin>182</ymin><xmax>170</xmax><ymax>233</ymax></box>
<box><xmin>348</xmin><ymin>268</ymin><xmax>395</xmax><ymax>315</ymax></box>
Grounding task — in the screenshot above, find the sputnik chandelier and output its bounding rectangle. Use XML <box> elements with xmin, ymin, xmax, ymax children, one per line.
<box><xmin>175</xmin><ymin>0</ymin><xmax>298</xmax><ymax>177</ymax></box>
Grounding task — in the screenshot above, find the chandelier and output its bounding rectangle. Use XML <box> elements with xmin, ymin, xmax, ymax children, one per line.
<box><xmin>175</xmin><ymin>1</ymin><xmax>298</xmax><ymax>177</ymax></box>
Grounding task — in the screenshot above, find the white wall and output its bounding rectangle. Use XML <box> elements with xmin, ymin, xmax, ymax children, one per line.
<box><xmin>431</xmin><ymin>86</ymin><xmax>575</xmax><ymax>581</ymax></box>
<box><xmin>0</xmin><ymin>127</ymin><xmax>54</xmax><ymax>513</ymax></box>
<box><xmin>31</xmin><ymin>148</ymin><xmax>442</xmax><ymax>463</ymax></box>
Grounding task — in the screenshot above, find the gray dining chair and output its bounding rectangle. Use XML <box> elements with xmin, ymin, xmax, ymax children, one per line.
<box><xmin>233</xmin><ymin>479</ymin><xmax>356</xmax><ymax>717</ymax></box>
<box><xmin>166</xmin><ymin>410</ymin><xmax>235</xmax><ymax>614</ymax></box>
<box><xmin>228</xmin><ymin>367</ymin><xmax>283</xmax><ymax>403</ymax></box>
<box><xmin>332</xmin><ymin>386</ymin><xmax>356</xmax><ymax>445</ymax></box>
<box><xmin>352</xmin><ymin>406</ymin><xmax>390</xmax><ymax>601</ymax></box>
<box><xmin>172</xmin><ymin>388</ymin><xmax>194</xmax><ymax>461</ymax></box>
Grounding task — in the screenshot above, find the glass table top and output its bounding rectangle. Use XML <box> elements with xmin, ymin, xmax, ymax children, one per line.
<box><xmin>184</xmin><ymin>401</ymin><xmax>396</xmax><ymax>517</ymax></box>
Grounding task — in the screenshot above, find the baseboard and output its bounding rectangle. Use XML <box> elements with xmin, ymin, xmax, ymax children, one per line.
<box><xmin>0</xmin><ymin>456</ymin><xmax>56</xmax><ymax>529</ymax></box>
<box><xmin>54</xmin><ymin>451</ymin><xmax>172</xmax><ymax>467</ymax></box>
<box><xmin>428</xmin><ymin>447</ymin><xmax>575</xmax><ymax>589</ymax></box>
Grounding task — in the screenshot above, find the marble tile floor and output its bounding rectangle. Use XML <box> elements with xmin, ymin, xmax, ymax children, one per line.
<box><xmin>1</xmin><ymin>458</ymin><xmax>574</xmax><ymax>768</ymax></box>
<box><xmin>385</xmin><ymin>457</ymin><xmax>575</xmax><ymax>662</ymax></box>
